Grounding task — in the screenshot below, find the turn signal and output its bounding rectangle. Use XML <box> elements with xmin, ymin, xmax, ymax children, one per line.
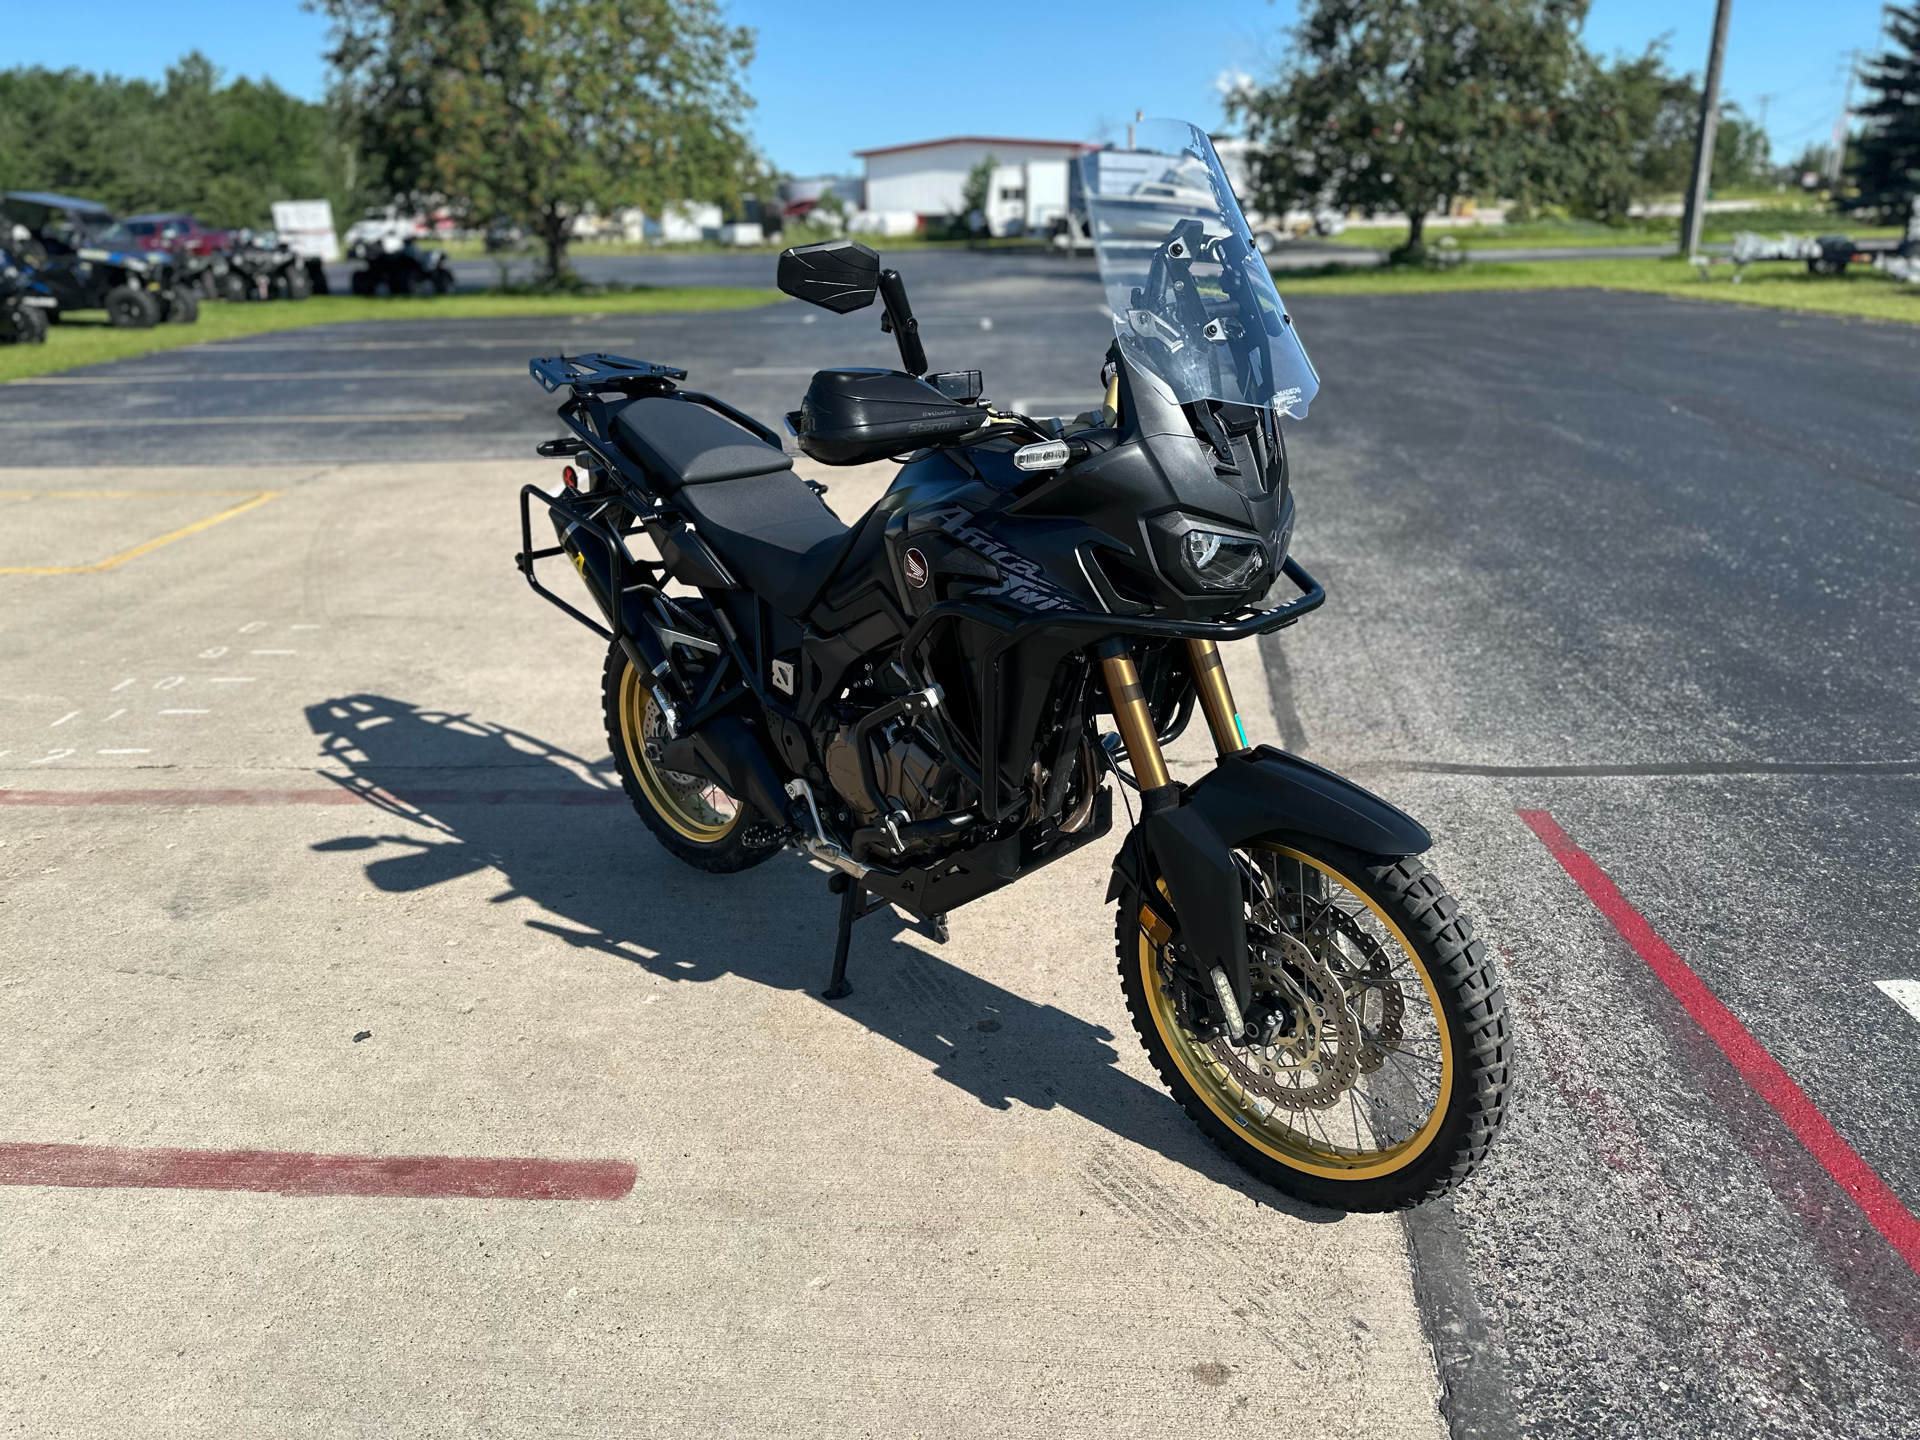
<box><xmin>1014</xmin><ymin>440</ymin><xmax>1070</xmax><ymax>471</ymax></box>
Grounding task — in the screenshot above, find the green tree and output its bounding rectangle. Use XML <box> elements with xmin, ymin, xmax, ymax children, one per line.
<box><xmin>1845</xmin><ymin>4</ymin><xmax>1920</xmax><ymax>219</ymax></box>
<box><xmin>0</xmin><ymin>54</ymin><xmax>356</xmax><ymax>229</ymax></box>
<box><xmin>961</xmin><ymin>153</ymin><xmax>997</xmax><ymax>231</ymax></box>
<box><xmin>1786</xmin><ymin>141</ymin><xmax>1834</xmax><ymax>185</ymax></box>
<box><xmin>1711</xmin><ymin>103</ymin><xmax>1771</xmax><ymax>191</ymax></box>
<box><xmin>1523</xmin><ymin>43</ymin><xmax>1695</xmax><ymax>220</ymax></box>
<box><xmin>1229</xmin><ymin>0</ymin><xmax>1590</xmax><ymax>257</ymax></box>
<box><xmin>316</xmin><ymin>0</ymin><xmax>758</xmax><ymax>277</ymax></box>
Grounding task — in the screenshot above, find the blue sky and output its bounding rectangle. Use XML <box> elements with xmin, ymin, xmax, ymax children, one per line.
<box><xmin>6</xmin><ymin>0</ymin><xmax>1893</xmax><ymax>176</ymax></box>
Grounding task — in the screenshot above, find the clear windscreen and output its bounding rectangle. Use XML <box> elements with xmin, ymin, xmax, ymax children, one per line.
<box><xmin>1079</xmin><ymin>120</ymin><xmax>1318</xmax><ymax>417</ymax></box>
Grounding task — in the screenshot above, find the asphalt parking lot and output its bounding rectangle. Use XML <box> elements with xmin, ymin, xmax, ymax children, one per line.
<box><xmin>3</xmin><ymin>254</ymin><xmax>1918</xmax><ymax>1438</ymax></box>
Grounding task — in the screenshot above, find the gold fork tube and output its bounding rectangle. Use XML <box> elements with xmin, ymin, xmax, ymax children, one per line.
<box><xmin>1097</xmin><ymin>640</ymin><xmax>1172</xmax><ymax>792</ymax></box>
<box><xmin>1185</xmin><ymin>638</ymin><xmax>1249</xmax><ymax>756</ymax></box>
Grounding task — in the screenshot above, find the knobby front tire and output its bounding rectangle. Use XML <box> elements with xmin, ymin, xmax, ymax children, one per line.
<box><xmin>1116</xmin><ymin>834</ymin><xmax>1510</xmax><ymax>1211</ymax></box>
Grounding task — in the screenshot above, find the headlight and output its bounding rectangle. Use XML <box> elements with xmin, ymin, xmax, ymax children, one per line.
<box><xmin>1179</xmin><ymin>529</ymin><xmax>1266</xmax><ymax>591</ymax></box>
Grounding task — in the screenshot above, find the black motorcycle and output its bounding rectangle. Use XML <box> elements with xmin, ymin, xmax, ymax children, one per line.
<box><xmin>511</xmin><ymin>122</ymin><xmax>1509</xmax><ymax>1211</ymax></box>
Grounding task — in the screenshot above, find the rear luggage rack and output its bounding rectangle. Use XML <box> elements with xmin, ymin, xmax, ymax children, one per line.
<box><xmin>529</xmin><ymin>353</ymin><xmax>688</xmax><ymax>395</ymax></box>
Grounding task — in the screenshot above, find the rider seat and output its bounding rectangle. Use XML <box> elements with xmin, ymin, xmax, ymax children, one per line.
<box><xmin>614</xmin><ymin>397</ymin><xmax>853</xmax><ymax>618</ymax></box>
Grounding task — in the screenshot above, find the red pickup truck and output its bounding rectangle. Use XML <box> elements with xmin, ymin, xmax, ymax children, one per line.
<box><xmin>106</xmin><ymin>213</ymin><xmax>233</xmax><ymax>257</ymax></box>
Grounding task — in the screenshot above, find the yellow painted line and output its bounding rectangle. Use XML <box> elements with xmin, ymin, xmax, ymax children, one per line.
<box><xmin>7</xmin><ymin>370</ymin><xmax>511</xmax><ymax>385</ymax></box>
<box><xmin>0</xmin><ymin>489</ymin><xmax>264</xmax><ymax>499</ymax></box>
<box><xmin>0</xmin><ymin>491</ymin><xmax>283</xmax><ymax>575</ymax></box>
<box><xmin>0</xmin><ymin>412</ymin><xmax>467</xmax><ymax>429</ymax></box>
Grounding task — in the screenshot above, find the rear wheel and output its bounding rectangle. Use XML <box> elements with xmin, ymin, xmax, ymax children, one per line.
<box><xmin>162</xmin><ymin>290</ymin><xmax>199</xmax><ymax>324</ymax></box>
<box><xmin>602</xmin><ymin>641</ymin><xmax>779</xmax><ymax>874</ymax></box>
<box><xmin>349</xmin><ymin>270</ymin><xmax>376</xmax><ymax>297</ymax></box>
<box><xmin>104</xmin><ymin>285</ymin><xmax>161</xmax><ymax>328</ymax></box>
<box><xmin>1116</xmin><ymin>834</ymin><xmax>1509</xmax><ymax>1211</ymax></box>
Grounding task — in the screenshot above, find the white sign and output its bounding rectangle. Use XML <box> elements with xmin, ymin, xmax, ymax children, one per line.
<box><xmin>270</xmin><ymin>200</ymin><xmax>339</xmax><ymax>261</ymax></box>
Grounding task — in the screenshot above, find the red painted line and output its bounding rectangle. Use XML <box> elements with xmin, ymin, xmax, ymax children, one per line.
<box><xmin>0</xmin><ymin>787</ymin><xmax>626</xmax><ymax>808</ymax></box>
<box><xmin>1518</xmin><ymin>808</ymin><xmax>1920</xmax><ymax>1277</ymax></box>
<box><xmin>0</xmin><ymin>1141</ymin><xmax>636</xmax><ymax>1201</ymax></box>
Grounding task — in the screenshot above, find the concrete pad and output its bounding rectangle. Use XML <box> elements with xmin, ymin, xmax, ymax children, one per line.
<box><xmin>1</xmin><ymin>459</ymin><xmax>1442</xmax><ymax>1438</ymax></box>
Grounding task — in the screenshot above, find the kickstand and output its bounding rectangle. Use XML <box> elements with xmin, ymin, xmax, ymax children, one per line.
<box><xmin>822</xmin><ymin>873</ymin><xmax>883</xmax><ymax>1000</ymax></box>
<box><xmin>924</xmin><ymin>913</ymin><xmax>949</xmax><ymax>945</ymax></box>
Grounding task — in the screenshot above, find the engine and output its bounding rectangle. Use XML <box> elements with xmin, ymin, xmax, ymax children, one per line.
<box><xmin>823</xmin><ymin>717</ymin><xmax>958</xmax><ymax>825</ymax></box>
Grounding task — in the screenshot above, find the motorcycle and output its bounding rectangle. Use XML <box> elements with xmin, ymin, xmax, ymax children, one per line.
<box><xmin>510</xmin><ymin>120</ymin><xmax>1509</xmax><ymax>1212</ymax></box>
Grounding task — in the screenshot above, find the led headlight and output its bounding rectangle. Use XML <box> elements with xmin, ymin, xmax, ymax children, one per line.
<box><xmin>1179</xmin><ymin>529</ymin><xmax>1266</xmax><ymax>591</ymax></box>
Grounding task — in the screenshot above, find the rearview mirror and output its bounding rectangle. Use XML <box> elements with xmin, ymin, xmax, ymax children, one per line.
<box><xmin>777</xmin><ymin>238</ymin><xmax>879</xmax><ymax>314</ymax></box>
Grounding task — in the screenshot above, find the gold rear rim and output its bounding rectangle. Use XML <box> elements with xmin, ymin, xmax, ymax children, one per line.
<box><xmin>618</xmin><ymin>664</ymin><xmax>742</xmax><ymax>843</ymax></box>
<box><xmin>1138</xmin><ymin>844</ymin><xmax>1455</xmax><ymax>1180</ymax></box>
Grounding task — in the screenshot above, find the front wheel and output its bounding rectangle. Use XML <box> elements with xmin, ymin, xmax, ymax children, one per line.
<box><xmin>1116</xmin><ymin>834</ymin><xmax>1510</xmax><ymax>1211</ymax></box>
<box><xmin>602</xmin><ymin>641</ymin><xmax>779</xmax><ymax>874</ymax></box>
<box><xmin>104</xmin><ymin>285</ymin><xmax>161</xmax><ymax>328</ymax></box>
<box><xmin>1</xmin><ymin>303</ymin><xmax>48</xmax><ymax>344</ymax></box>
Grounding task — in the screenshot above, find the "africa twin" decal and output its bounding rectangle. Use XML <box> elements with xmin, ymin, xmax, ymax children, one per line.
<box><xmin>913</xmin><ymin>505</ymin><xmax>1078</xmax><ymax>612</ymax></box>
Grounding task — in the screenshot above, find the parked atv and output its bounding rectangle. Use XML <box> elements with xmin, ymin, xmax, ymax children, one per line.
<box><xmin>0</xmin><ymin>191</ymin><xmax>196</xmax><ymax>327</ymax></box>
<box><xmin>0</xmin><ymin>246</ymin><xmax>55</xmax><ymax>344</ymax></box>
<box><xmin>225</xmin><ymin>230</ymin><xmax>312</xmax><ymax>300</ymax></box>
<box><xmin>348</xmin><ymin>235</ymin><xmax>455</xmax><ymax>295</ymax></box>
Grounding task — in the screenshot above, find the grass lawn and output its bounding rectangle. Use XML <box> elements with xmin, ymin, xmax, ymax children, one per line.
<box><xmin>1333</xmin><ymin>212</ymin><xmax>1905</xmax><ymax>252</ymax></box>
<box><xmin>1279</xmin><ymin>254</ymin><xmax>1920</xmax><ymax>325</ymax></box>
<box><xmin>0</xmin><ymin>286</ymin><xmax>784</xmax><ymax>383</ymax></box>
<box><xmin>438</xmin><ymin>231</ymin><xmax>1000</xmax><ymax>261</ymax></box>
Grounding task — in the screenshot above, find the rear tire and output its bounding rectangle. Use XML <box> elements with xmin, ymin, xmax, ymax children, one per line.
<box><xmin>163</xmin><ymin>291</ymin><xmax>199</xmax><ymax>324</ymax></box>
<box><xmin>602</xmin><ymin>641</ymin><xmax>780</xmax><ymax>874</ymax></box>
<box><xmin>1115</xmin><ymin>834</ymin><xmax>1510</xmax><ymax>1211</ymax></box>
<box><xmin>104</xmin><ymin>285</ymin><xmax>161</xmax><ymax>328</ymax></box>
<box><xmin>350</xmin><ymin>270</ymin><xmax>376</xmax><ymax>297</ymax></box>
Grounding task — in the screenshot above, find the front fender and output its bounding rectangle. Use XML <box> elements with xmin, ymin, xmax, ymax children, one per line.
<box><xmin>1117</xmin><ymin>745</ymin><xmax>1430</xmax><ymax>1017</ymax></box>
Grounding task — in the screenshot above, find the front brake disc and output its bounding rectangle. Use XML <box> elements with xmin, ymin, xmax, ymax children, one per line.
<box><xmin>1207</xmin><ymin>931</ymin><xmax>1362</xmax><ymax>1111</ymax></box>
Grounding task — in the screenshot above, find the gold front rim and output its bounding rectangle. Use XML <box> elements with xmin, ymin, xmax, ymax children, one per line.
<box><xmin>1139</xmin><ymin>845</ymin><xmax>1455</xmax><ymax>1180</ymax></box>
<box><xmin>618</xmin><ymin>664</ymin><xmax>742</xmax><ymax>843</ymax></box>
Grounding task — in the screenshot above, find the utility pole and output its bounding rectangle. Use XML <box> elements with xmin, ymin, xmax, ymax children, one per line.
<box><xmin>1680</xmin><ymin>0</ymin><xmax>1735</xmax><ymax>259</ymax></box>
<box><xmin>1828</xmin><ymin>50</ymin><xmax>1862</xmax><ymax>186</ymax></box>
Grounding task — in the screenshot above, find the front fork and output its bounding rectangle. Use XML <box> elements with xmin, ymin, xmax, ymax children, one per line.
<box><xmin>1096</xmin><ymin>637</ymin><xmax>1249</xmax><ymax>808</ymax></box>
<box><xmin>1099</xmin><ymin>636</ymin><xmax>1254</xmax><ymax>1033</ymax></box>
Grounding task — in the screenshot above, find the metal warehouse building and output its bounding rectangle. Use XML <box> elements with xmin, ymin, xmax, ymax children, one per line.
<box><xmin>856</xmin><ymin>135</ymin><xmax>1094</xmax><ymax>225</ymax></box>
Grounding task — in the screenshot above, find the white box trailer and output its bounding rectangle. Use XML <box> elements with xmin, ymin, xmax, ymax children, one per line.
<box><xmin>1023</xmin><ymin>159</ymin><xmax>1070</xmax><ymax>234</ymax></box>
<box><xmin>983</xmin><ymin>158</ymin><xmax>1075</xmax><ymax>238</ymax></box>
